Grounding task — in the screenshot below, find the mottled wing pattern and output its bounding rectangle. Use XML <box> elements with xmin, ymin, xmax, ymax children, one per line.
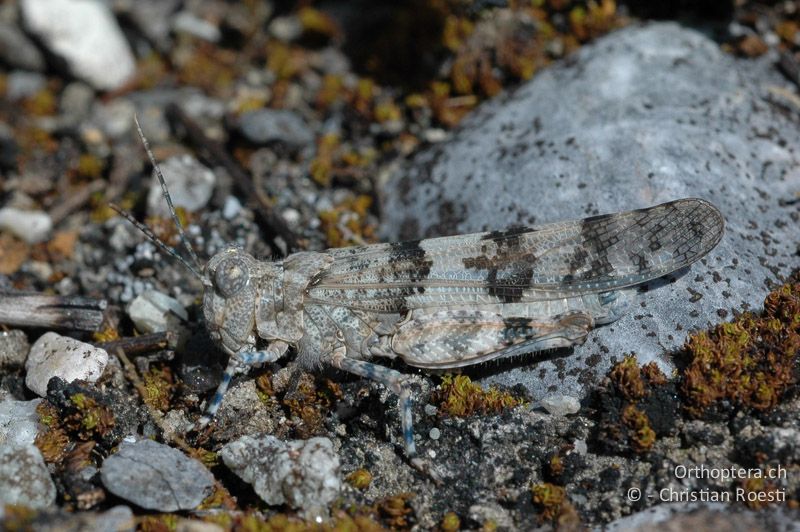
<box><xmin>306</xmin><ymin>198</ymin><xmax>724</xmax><ymax>313</ymax></box>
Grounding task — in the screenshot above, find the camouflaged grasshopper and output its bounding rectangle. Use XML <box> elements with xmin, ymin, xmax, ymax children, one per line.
<box><xmin>117</xmin><ymin>119</ymin><xmax>724</xmax><ymax>464</ymax></box>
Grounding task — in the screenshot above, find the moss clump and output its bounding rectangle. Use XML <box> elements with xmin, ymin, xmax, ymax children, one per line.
<box><xmin>594</xmin><ymin>357</ymin><xmax>675</xmax><ymax>455</ymax></box>
<box><xmin>346</xmin><ymin>468</ymin><xmax>373</xmax><ymax>490</ymax></box>
<box><xmin>432</xmin><ymin>375</ymin><xmax>525</xmax><ymax>417</ymax></box>
<box><xmin>440</xmin><ymin>511</ymin><xmax>461</xmax><ymax>532</ymax></box>
<box><xmin>68</xmin><ymin>393</ymin><xmax>115</xmax><ymax>439</ymax></box>
<box><xmin>608</xmin><ymin>354</ymin><xmax>646</xmax><ymax>400</ymax></box>
<box><xmin>375</xmin><ymin>493</ymin><xmax>415</xmax><ymax>529</ymax></box>
<box><xmin>621</xmin><ymin>404</ymin><xmax>656</xmax><ymax>453</ymax></box>
<box><xmin>681</xmin><ymin>280</ymin><xmax>799</xmax><ymax>417</ymax></box>
<box><xmin>283</xmin><ymin>374</ymin><xmax>343</xmax><ymax>439</ymax></box>
<box><xmin>531</xmin><ymin>482</ymin><xmax>581</xmax><ymax>526</ymax></box>
<box><xmin>142</xmin><ymin>366</ymin><xmax>175</xmax><ymax>412</ymax></box>
<box><xmin>319</xmin><ymin>195</ymin><xmax>376</xmax><ymax>248</ymax></box>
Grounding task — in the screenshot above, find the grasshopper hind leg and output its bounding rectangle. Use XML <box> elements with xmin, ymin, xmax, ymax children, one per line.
<box><xmin>329</xmin><ymin>347</ymin><xmax>416</xmax><ymax>456</ymax></box>
<box><xmin>329</xmin><ymin>346</ymin><xmax>440</xmax><ymax>480</ymax></box>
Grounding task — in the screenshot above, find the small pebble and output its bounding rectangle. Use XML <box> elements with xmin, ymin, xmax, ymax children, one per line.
<box><xmin>540</xmin><ymin>394</ymin><xmax>581</xmax><ymax>416</ymax></box>
<box><xmin>5</xmin><ymin>71</ymin><xmax>46</xmax><ymax>100</ymax></box>
<box><xmin>100</xmin><ymin>439</ymin><xmax>214</xmax><ymax>512</ymax></box>
<box><xmin>146</xmin><ymin>155</ymin><xmax>216</xmax><ymax>217</ymax></box>
<box><xmin>0</xmin><ymin>444</ymin><xmax>57</xmax><ymax>509</ymax></box>
<box><xmin>222</xmin><ymin>196</ymin><xmax>242</xmax><ymax>220</ymax></box>
<box><xmin>127</xmin><ymin>290</ymin><xmax>188</xmax><ymax>334</ymax></box>
<box><xmin>21</xmin><ymin>0</ymin><xmax>136</xmax><ymax>90</ymax></box>
<box><xmin>424</xmin><ymin>403</ymin><xmax>438</xmax><ymax>416</ymax></box>
<box><xmin>25</xmin><ymin>332</ymin><xmax>109</xmax><ymax>397</ymax></box>
<box><xmin>573</xmin><ymin>438</ymin><xmax>588</xmax><ymax>455</ymax></box>
<box><xmin>0</xmin><ymin>207</ymin><xmax>53</xmax><ymax>244</ymax></box>
<box><xmin>429</xmin><ymin>427</ymin><xmax>441</xmax><ymax>440</ymax></box>
<box><xmin>238</xmin><ymin>109</ymin><xmax>314</xmax><ymax>150</ymax></box>
<box><xmin>0</xmin><ymin>22</ymin><xmax>45</xmax><ymax>71</ymax></box>
<box><xmin>0</xmin><ymin>329</ymin><xmax>30</xmax><ymax>369</ymax></box>
<box><xmin>172</xmin><ymin>11</ymin><xmax>221</xmax><ymax>42</ymax></box>
<box><xmin>268</xmin><ymin>15</ymin><xmax>302</xmax><ymax>41</ymax></box>
<box><xmin>221</xmin><ymin>435</ymin><xmax>340</xmax><ymax>520</ymax></box>
<box><xmin>0</xmin><ymin>398</ymin><xmax>42</xmax><ymax>447</ymax></box>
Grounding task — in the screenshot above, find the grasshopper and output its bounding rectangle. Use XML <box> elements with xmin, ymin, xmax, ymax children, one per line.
<box><xmin>116</xmin><ymin>119</ymin><xmax>724</xmax><ymax>467</ymax></box>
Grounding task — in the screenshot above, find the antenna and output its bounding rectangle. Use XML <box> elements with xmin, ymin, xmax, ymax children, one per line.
<box><xmin>133</xmin><ymin>115</ymin><xmax>203</xmax><ymax>271</ymax></box>
<box><xmin>109</xmin><ymin>203</ymin><xmax>205</xmax><ymax>282</ymax></box>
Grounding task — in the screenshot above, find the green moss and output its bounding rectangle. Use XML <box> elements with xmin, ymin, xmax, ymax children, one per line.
<box><xmin>681</xmin><ymin>280</ymin><xmax>799</xmax><ymax>417</ymax></box>
<box><xmin>531</xmin><ymin>482</ymin><xmax>566</xmax><ymax>522</ymax></box>
<box><xmin>345</xmin><ymin>469</ymin><xmax>372</xmax><ymax>490</ymax></box>
<box><xmin>142</xmin><ymin>366</ymin><xmax>175</xmax><ymax>412</ymax></box>
<box><xmin>621</xmin><ymin>404</ymin><xmax>655</xmax><ymax>453</ymax></box>
<box><xmin>608</xmin><ymin>354</ymin><xmax>646</xmax><ymax>400</ymax></box>
<box><xmin>432</xmin><ymin>375</ymin><xmax>525</xmax><ymax>417</ymax></box>
<box><xmin>440</xmin><ymin>511</ymin><xmax>461</xmax><ymax>532</ymax></box>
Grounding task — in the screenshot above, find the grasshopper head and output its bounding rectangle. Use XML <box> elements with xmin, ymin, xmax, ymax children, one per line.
<box><xmin>202</xmin><ymin>247</ymin><xmax>260</xmax><ymax>355</ymax></box>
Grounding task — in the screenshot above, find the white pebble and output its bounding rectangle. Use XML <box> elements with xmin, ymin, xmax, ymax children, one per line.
<box><xmin>429</xmin><ymin>427</ymin><xmax>440</xmax><ymax>440</ymax></box>
<box><xmin>146</xmin><ymin>155</ymin><xmax>216</xmax><ymax>217</ymax></box>
<box><xmin>222</xmin><ymin>196</ymin><xmax>242</xmax><ymax>220</ymax></box>
<box><xmin>21</xmin><ymin>0</ymin><xmax>135</xmax><ymax>90</ymax></box>
<box><xmin>540</xmin><ymin>394</ymin><xmax>581</xmax><ymax>416</ymax></box>
<box><xmin>127</xmin><ymin>290</ymin><xmax>188</xmax><ymax>334</ymax></box>
<box><xmin>0</xmin><ymin>207</ymin><xmax>52</xmax><ymax>244</ymax></box>
<box><xmin>25</xmin><ymin>332</ymin><xmax>109</xmax><ymax>397</ymax></box>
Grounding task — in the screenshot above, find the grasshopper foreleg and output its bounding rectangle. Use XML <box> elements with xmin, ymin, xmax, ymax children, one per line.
<box><xmin>195</xmin><ymin>340</ymin><xmax>290</xmax><ymax>428</ymax></box>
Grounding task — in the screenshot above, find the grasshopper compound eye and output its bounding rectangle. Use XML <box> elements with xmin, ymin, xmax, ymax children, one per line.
<box><xmin>215</xmin><ymin>257</ymin><xmax>250</xmax><ymax>298</ymax></box>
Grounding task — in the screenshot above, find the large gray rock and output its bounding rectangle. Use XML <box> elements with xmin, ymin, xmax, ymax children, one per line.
<box><xmin>0</xmin><ymin>444</ymin><xmax>56</xmax><ymax>509</ymax></box>
<box><xmin>100</xmin><ymin>439</ymin><xmax>214</xmax><ymax>512</ymax></box>
<box><xmin>381</xmin><ymin>23</ymin><xmax>800</xmax><ymax>400</ymax></box>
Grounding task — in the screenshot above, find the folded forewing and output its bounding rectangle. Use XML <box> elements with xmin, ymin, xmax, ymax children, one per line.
<box><xmin>306</xmin><ymin>198</ymin><xmax>724</xmax><ymax>313</ymax></box>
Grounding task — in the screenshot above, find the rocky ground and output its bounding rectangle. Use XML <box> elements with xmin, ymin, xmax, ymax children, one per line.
<box><xmin>0</xmin><ymin>1</ymin><xmax>799</xmax><ymax>531</ymax></box>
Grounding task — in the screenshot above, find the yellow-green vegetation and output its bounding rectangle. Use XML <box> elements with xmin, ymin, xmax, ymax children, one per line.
<box><xmin>346</xmin><ymin>469</ymin><xmax>373</xmax><ymax>490</ymax></box>
<box><xmin>548</xmin><ymin>454</ymin><xmax>564</xmax><ymax>477</ymax></box>
<box><xmin>138</xmin><ymin>513</ymin><xmax>180</xmax><ymax>532</ymax></box>
<box><xmin>374</xmin><ymin>493</ymin><xmax>415</xmax><ymax>530</ymax></box>
<box><xmin>318</xmin><ymin>195</ymin><xmax>376</xmax><ymax>248</ymax></box>
<box><xmin>74</xmin><ymin>153</ymin><xmax>105</xmax><ymax>179</ymax></box>
<box><xmin>531</xmin><ymin>482</ymin><xmax>580</xmax><ymax>526</ymax></box>
<box><xmin>91</xmin><ymin>325</ymin><xmax>120</xmax><ymax>343</ymax></box>
<box><xmin>0</xmin><ymin>505</ymin><xmax>37</xmax><ymax>531</ymax></box>
<box><xmin>439</xmin><ymin>511</ymin><xmax>461</xmax><ymax>532</ymax></box>
<box><xmin>608</xmin><ymin>354</ymin><xmax>646</xmax><ymax>400</ymax></box>
<box><xmin>599</xmin><ymin>356</ymin><xmax>670</xmax><ymax>455</ymax></box>
<box><xmin>34</xmin><ymin>391</ymin><xmax>115</xmax><ymax>466</ymax></box>
<box><xmin>68</xmin><ymin>393</ymin><xmax>115</xmax><ymax>439</ymax></box>
<box><xmin>142</xmin><ymin>366</ymin><xmax>175</xmax><ymax>412</ymax></box>
<box><xmin>621</xmin><ymin>404</ymin><xmax>655</xmax><ymax>453</ymax></box>
<box><xmin>282</xmin><ymin>374</ymin><xmax>343</xmax><ymax>439</ymax></box>
<box><xmin>255</xmin><ymin>372</ymin><xmax>277</xmax><ymax>406</ymax></box>
<box><xmin>681</xmin><ymin>280</ymin><xmax>799</xmax><ymax>417</ymax></box>
<box><xmin>432</xmin><ymin>374</ymin><xmax>525</xmax><ymax>417</ymax></box>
